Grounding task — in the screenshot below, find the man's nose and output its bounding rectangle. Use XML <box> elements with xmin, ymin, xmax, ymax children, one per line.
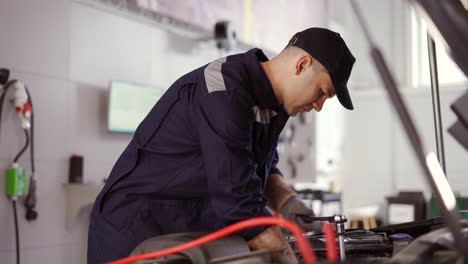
<box><xmin>312</xmin><ymin>96</ymin><xmax>327</xmax><ymax>112</ymax></box>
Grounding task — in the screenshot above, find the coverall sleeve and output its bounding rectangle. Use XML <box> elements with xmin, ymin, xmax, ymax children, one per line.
<box><xmin>269</xmin><ymin>149</ymin><xmax>283</xmax><ymax>176</ymax></box>
<box><xmin>196</xmin><ymin>91</ymin><xmax>271</xmax><ymax>240</ymax></box>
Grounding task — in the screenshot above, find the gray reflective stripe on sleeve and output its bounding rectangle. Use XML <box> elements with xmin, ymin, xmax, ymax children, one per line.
<box><xmin>204</xmin><ymin>57</ymin><xmax>227</xmax><ymax>93</ymax></box>
<box><xmin>252</xmin><ymin>106</ymin><xmax>278</xmax><ymax>124</ymax></box>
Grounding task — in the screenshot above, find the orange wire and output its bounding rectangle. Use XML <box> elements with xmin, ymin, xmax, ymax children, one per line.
<box><xmin>107</xmin><ymin>216</ymin><xmax>316</xmax><ymax>264</ymax></box>
<box><xmin>322</xmin><ymin>223</ymin><xmax>338</xmax><ymax>262</ymax></box>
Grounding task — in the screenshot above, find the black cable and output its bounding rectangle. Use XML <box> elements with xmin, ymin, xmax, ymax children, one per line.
<box><xmin>0</xmin><ymin>82</ymin><xmax>9</xmax><ymax>136</ymax></box>
<box><xmin>0</xmin><ymin>80</ymin><xmax>20</xmax><ymax>263</ymax></box>
<box><xmin>13</xmin><ymin>129</ymin><xmax>29</xmax><ymax>163</ymax></box>
<box><xmin>0</xmin><ymin>87</ymin><xmax>5</xmax><ymax>96</ymax></box>
<box><xmin>0</xmin><ymin>81</ymin><xmax>38</xmax><ymax>220</ymax></box>
<box><xmin>12</xmin><ymin>200</ymin><xmax>20</xmax><ymax>264</ymax></box>
<box><xmin>24</xmin><ymin>86</ymin><xmax>37</xmax><ymax>221</ymax></box>
<box><xmin>24</xmin><ymin>86</ymin><xmax>35</xmax><ymax>173</ymax></box>
<box><xmin>0</xmin><ymin>80</ymin><xmax>18</xmax><ymax>138</ymax></box>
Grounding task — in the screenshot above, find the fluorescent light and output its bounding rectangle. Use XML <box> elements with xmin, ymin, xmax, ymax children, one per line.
<box><xmin>426</xmin><ymin>152</ymin><xmax>457</xmax><ymax>210</ymax></box>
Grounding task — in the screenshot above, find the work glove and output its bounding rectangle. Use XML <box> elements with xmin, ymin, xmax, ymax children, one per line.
<box><xmin>280</xmin><ymin>195</ymin><xmax>321</xmax><ymax>233</ymax></box>
<box><xmin>248</xmin><ymin>226</ymin><xmax>299</xmax><ymax>264</ymax></box>
<box><xmin>265</xmin><ymin>174</ymin><xmax>322</xmax><ymax>232</ymax></box>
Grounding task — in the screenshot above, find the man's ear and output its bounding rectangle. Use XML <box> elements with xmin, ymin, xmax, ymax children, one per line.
<box><xmin>296</xmin><ymin>55</ymin><xmax>312</xmax><ymax>75</ymax></box>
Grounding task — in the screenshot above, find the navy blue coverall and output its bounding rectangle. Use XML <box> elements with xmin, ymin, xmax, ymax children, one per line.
<box><xmin>87</xmin><ymin>49</ymin><xmax>290</xmax><ymax>263</ymax></box>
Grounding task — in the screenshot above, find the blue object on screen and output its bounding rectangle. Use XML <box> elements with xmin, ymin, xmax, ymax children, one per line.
<box><xmin>107</xmin><ymin>80</ymin><xmax>165</xmax><ymax>133</ymax></box>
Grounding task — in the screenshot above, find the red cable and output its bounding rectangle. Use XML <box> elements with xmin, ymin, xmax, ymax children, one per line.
<box><xmin>107</xmin><ymin>216</ymin><xmax>316</xmax><ymax>264</ymax></box>
<box><xmin>322</xmin><ymin>223</ymin><xmax>338</xmax><ymax>262</ymax></box>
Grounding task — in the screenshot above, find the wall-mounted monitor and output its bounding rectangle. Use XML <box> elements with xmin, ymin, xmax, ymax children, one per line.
<box><xmin>107</xmin><ymin>80</ymin><xmax>165</xmax><ymax>133</ymax></box>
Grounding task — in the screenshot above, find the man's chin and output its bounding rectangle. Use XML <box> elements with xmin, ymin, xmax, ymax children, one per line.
<box><xmin>285</xmin><ymin>107</ymin><xmax>299</xmax><ymax>116</ymax></box>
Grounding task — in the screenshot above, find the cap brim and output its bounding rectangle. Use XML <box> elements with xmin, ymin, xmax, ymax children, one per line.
<box><xmin>335</xmin><ymin>84</ymin><xmax>354</xmax><ymax>110</ymax></box>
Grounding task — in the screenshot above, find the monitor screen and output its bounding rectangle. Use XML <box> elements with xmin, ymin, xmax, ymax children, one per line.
<box><xmin>107</xmin><ymin>80</ymin><xmax>165</xmax><ymax>133</ymax></box>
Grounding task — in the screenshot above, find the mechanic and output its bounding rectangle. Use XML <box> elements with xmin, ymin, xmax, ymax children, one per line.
<box><xmin>88</xmin><ymin>27</ymin><xmax>356</xmax><ymax>264</ymax></box>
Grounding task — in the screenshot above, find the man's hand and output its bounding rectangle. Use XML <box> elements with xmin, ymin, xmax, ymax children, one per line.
<box><xmin>280</xmin><ymin>196</ymin><xmax>321</xmax><ymax>232</ymax></box>
<box><xmin>265</xmin><ymin>174</ymin><xmax>322</xmax><ymax>232</ymax></box>
<box><xmin>248</xmin><ymin>226</ymin><xmax>299</xmax><ymax>264</ymax></box>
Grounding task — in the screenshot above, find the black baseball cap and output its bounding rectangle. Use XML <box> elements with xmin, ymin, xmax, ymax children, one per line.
<box><xmin>288</xmin><ymin>28</ymin><xmax>356</xmax><ymax>110</ymax></box>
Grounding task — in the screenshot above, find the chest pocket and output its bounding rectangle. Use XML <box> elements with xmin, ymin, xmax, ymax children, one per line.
<box><xmin>251</xmin><ymin>106</ymin><xmax>278</xmax><ymax>166</ymax></box>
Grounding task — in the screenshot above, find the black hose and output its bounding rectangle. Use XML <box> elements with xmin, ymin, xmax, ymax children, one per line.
<box><xmin>12</xmin><ymin>200</ymin><xmax>20</xmax><ymax>264</ymax></box>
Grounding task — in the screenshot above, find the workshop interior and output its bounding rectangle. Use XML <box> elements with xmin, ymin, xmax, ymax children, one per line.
<box><xmin>1</xmin><ymin>0</ymin><xmax>468</xmax><ymax>263</ymax></box>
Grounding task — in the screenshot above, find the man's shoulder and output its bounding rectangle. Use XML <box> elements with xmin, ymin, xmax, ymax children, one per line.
<box><xmin>201</xmin><ymin>52</ymin><xmax>253</xmax><ymax>101</ymax></box>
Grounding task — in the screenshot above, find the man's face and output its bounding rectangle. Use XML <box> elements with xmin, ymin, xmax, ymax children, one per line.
<box><xmin>283</xmin><ymin>69</ymin><xmax>336</xmax><ymax>116</ymax></box>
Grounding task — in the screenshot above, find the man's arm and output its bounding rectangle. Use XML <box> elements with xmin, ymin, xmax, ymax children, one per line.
<box><xmin>265</xmin><ymin>173</ymin><xmax>296</xmax><ymax>212</ymax></box>
<box><xmin>265</xmin><ymin>152</ymin><xmax>319</xmax><ymax>232</ymax></box>
<box><xmin>196</xmin><ymin>92</ymin><xmax>271</xmax><ymax>239</ymax></box>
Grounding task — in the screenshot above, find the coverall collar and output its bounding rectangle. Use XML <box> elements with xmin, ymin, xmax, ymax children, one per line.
<box><xmin>245</xmin><ymin>49</ymin><xmax>281</xmax><ymax>110</ymax></box>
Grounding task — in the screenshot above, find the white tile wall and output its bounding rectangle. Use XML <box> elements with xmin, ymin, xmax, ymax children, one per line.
<box><xmin>0</xmin><ymin>0</ymin><xmax>70</xmax><ymax>78</ymax></box>
<box><xmin>0</xmin><ymin>1</ymin><xmax>224</xmax><ymax>263</ymax></box>
<box><xmin>328</xmin><ymin>0</ymin><xmax>409</xmax><ymax>88</ymax></box>
<box><xmin>341</xmin><ymin>93</ymin><xmax>395</xmax><ymax>210</ymax></box>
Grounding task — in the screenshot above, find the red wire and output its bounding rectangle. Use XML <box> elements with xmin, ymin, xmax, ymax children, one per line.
<box><xmin>107</xmin><ymin>216</ymin><xmax>316</xmax><ymax>264</ymax></box>
<box><xmin>322</xmin><ymin>223</ymin><xmax>338</xmax><ymax>262</ymax></box>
